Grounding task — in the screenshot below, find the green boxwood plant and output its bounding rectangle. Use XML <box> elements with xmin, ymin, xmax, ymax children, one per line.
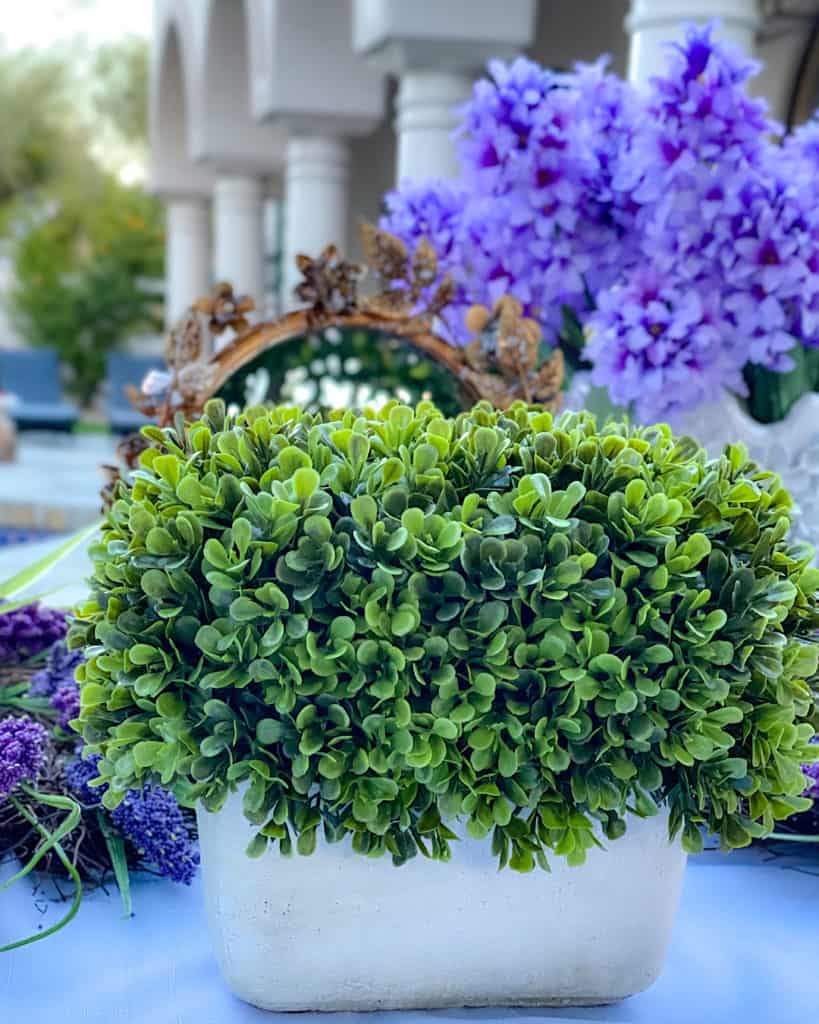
<box><xmin>70</xmin><ymin>401</ymin><xmax>819</xmax><ymax>870</ymax></box>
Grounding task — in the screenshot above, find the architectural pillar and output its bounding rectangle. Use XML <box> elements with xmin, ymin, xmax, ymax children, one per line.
<box><xmin>626</xmin><ymin>0</ymin><xmax>762</xmax><ymax>86</ymax></box>
<box><xmin>394</xmin><ymin>70</ymin><xmax>473</xmax><ymax>182</ymax></box>
<box><xmin>165</xmin><ymin>197</ymin><xmax>211</xmax><ymax>327</ymax></box>
<box><xmin>212</xmin><ymin>175</ymin><xmax>265</xmax><ymax>303</ymax></box>
<box><xmin>352</xmin><ymin>0</ymin><xmax>536</xmax><ymax>187</ymax></box>
<box><xmin>283</xmin><ymin>137</ymin><xmax>351</xmax><ymax>303</ymax></box>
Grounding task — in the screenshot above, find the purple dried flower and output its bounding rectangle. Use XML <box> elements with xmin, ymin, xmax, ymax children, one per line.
<box><xmin>0</xmin><ymin>603</ymin><xmax>67</xmax><ymax>664</ymax></box>
<box><xmin>51</xmin><ymin>679</ymin><xmax>81</xmax><ymax>730</ymax></box>
<box><xmin>64</xmin><ymin>750</ymin><xmax>104</xmax><ymax>805</ymax></box>
<box><xmin>29</xmin><ymin>641</ymin><xmax>84</xmax><ymax>698</ymax></box>
<box><xmin>112</xmin><ymin>786</ymin><xmax>199</xmax><ymax>885</ymax></box>
<box><xmin>0</xmin><ymin>714</ymin><xmax>48</xmax><ymax>799</ymax></box>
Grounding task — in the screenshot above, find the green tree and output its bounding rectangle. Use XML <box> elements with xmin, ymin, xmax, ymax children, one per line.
<box><xmin>10</xmin><ymin>173</ymin><xmax>164</xmax><ymax>404</ymax></box>
<box><xmin>90</xmin><ymin>36</ymin><xmax>148</xmax><ymax>144</ymax></box>
<box><xmin>0</xmin><ymin>49</ymin><xmax>90</xmax><ymax>212</ymax></box>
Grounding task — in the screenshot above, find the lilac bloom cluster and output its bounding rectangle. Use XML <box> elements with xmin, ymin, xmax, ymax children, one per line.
<box><xmin>28</xmin><ymin>640</ymin><xmax>85</xmax><ymax>729</ymax></box>
<box><xmin>0</xmin><ymin>603</ymin><xmax>67</xmax><ymax>664</ymax></box>
<box><xmin>383</xmin><ymin>56</ymin><xmax>635</xmax><ymax>341</ymax></box>
<box><xmin>381</xmin><ymin>24</ymin><xmax>819</xmax><ymax>422</ymax></box>
<box><xmin>64</xmin><ymin>750</ymin><xmax>199</xmax><ymax>884</ymax></box>
<box><xmin>0</xmin><ymin>714</ymin><xmax>48</xmax><ymax>799</ymax></box>
<box><xmin>50</xmin><ymin>681</ymin><xmax>81</xmax><ymax>730</ymax></box>
<box><xmin>584</xmin><ymin>270</ymin><xmax>744</xmax><ymax>422</ymax></box>
<box><xmin>29</xmin><ymin>642</ymin><xmax>84</xmax><ymax>698</ymax></box>
<box><xmin>111</xmin><ymin>786</ymin><xmax>199</xmax><ymax>885</ymax></box>
<box><xmin>587</xmin><ymin>26</ymin><xmax>811</xmax><ymax>417</ymax></box>
<box><xmin>63</xmin><ymin>749</ymin><xmax>103</xmax><ymax>806</ymax></box>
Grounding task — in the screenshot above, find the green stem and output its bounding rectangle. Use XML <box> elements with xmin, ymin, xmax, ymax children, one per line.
<box><xmin>0</xmin><ymin>694</ymin><xmax>54</xmax><ymax>715</ymax></box>
<box><xmin>0</xmin><ymin>797</ymin><xmax>83</xmax><ymax>952</ymax></box>
<box><xmin>1</xmin><ymin>786</ymin><xmax>81</xmax><ymax>889</ymax></box>
<box><xmin>97</xmin><ymin>811</ymin><xmax>133</xmax><ymax>918</ymax></box>
<box><xmin>769</xmin><ymin>831</ymin><xmax>819</xmax><ymax>844</ymax></box>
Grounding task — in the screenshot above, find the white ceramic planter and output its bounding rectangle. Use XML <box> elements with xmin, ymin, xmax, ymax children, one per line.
<box><xmin>197</xmin><ymin>792</ymin><xmax>687</xmax><ymax>1012</ymax></box>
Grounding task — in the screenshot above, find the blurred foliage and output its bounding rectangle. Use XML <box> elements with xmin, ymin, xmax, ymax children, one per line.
<box><xmin>0</xmin><ymin>38</ymin><xmax>163</xmax><ymax>406</ymax></box>
<box><xmin>217</xmin><ymin>328</ymin><xmax>467</xmax><ymax>417</ymax></box>
<box><xmin>9</xmin><ymin>174</ymin><xmax>164</xmax><ymax>404</ymax></box>
<box><xmin>91</xmin><ymin>36</ymin><xmax>148</xmax><ymax>145</ymax></box>
<box><xmin>0</xmin><ymin>50</ymin><xmax>90</xmax><ymax>214</ymax></box>
<box><xmin>743</xmin><ymin>346</ymin><xmax>819</xmax><ymax>424</ymax></box>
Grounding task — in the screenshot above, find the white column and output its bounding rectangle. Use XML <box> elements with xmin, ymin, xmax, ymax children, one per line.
<box><xmin>626</xmin><ymin>0</ymin><xmax>761</xmax><ymax>86</ymax></box>
<box><xmin>283</xmin><ymin>137</ymin><xmax>350</xmax><ymax>304</ymax></box>
<box><xmin>212</xmin><ymin>175</ymin><xmax>265</xmax><ymax>303</ymax></box>
<box><xmin>165</xmin><ymin>198</ymin><xmax>211</xmax><ymax>327</ymax></box>
<box><xmin>395</xmin><ymin>70</ymin><xmax>473</xmax><ymax>183</ymax></box>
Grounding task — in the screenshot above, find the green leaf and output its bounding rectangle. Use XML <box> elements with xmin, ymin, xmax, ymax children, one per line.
<box><xmin>133</xmin><ymin>741</ymin><xmax>163</xmax><ymax>768</ymax></box>
<box><xmin>98</xmin><ymin>812</ymin><xmax>132</xmax><ymax>918</ymax></box>
<box><xmin>256</xmin><ymin>719</ymin><xmax>285</xmax><ymax>744</ymax></box>
<box><xmin>0</xmin><ymin>521</ymin><xmax>100</xmax><ymax>600</ymax></box>
<box><xmin>292</xmin><ymin>467</ymin><xmax>320</xmax><ymax>501</ymax></box>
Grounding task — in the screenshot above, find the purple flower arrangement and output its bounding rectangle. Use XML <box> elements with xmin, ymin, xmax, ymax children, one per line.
<box><xmin>0</xmin><ymin>602</ymin><xmax>67</xmax><ymax>664</ymax></box>
<box><xmin>64</xmin><ymin>750</ymin><xmax>199</xmax><ymax>884</ymax></box>
<box><xmin>0</xmin><ymin>715</ymin><xmax>47</xmax><ymax>800</ymax></box>
<box><xmin>1</xmin><ymin>601</ymin><xmax>199</xmax><ymax>943</ymax></box>
<box><xmin>381</xmin><ymin>24</ymin><xmax>819</xmax><ymax>424</ymax></box>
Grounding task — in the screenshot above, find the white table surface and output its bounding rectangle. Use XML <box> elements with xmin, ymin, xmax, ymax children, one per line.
<box><xmin>1</xmin><ymin>843</ymin><xmax>817</xmax><ymax>1024</ymax></box>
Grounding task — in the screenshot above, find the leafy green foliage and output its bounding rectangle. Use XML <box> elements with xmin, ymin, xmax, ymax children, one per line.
<box><xmin>70</xmin><ymin>402</ymin><xmax>819</xmax><ymax>870</ymax></box>
<box><xmin>10</xmin><ymin>175</ymin><xmax>164</xmax><ymax>404</ymax></box>
<box><xmin>0</xmin><ymin>50</ymin><xmax>88</xmax><ymax>211</ymax></box>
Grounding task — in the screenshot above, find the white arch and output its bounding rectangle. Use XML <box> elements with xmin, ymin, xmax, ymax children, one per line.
<box><xmin>149</xmin><ymin>0</ymin><xmax>214</xmax><ymax>195</ymax></box>
<box><xmin>189</xmin><ymin>0</ymin><xmax>285</xmax><ymax>173</ymax></box>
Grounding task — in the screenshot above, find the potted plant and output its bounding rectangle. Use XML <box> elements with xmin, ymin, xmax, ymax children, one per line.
<box><xmin>70</xmin><ymin>398</ymin><xmax>818</xmax><ymax>1010</ymax></box>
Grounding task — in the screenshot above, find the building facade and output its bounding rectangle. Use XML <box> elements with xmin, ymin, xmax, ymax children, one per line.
<box><xmin>150</xmin><ymin>0</ymin><xmax>819</xmax><ymax>324</ymax></box>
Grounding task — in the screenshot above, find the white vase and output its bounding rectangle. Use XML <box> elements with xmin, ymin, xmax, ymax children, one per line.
<box><xmin>196</xmin><ymin>793</ymin><xmax>686</xmax><ymax>1012</ymax></box>
<box><xmin>677</xmin><ymin>392</ymin><xmax>819</xmax><ymax>552</ymax></box>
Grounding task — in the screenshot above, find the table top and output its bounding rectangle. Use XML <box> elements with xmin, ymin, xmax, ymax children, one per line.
<box><xmin>2</xmin><ymin>843</ymin><xmax>817</xmax><ymax>1024</ymax></box>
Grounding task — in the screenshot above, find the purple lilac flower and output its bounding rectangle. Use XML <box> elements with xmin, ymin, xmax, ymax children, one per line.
<box><xmin>382</xmin><ymin>22</ymin><xmax>819</xmax><ymax>421</ymax></box>
<box><xmin>112</xmin><ymin>786</ymin><xmax>199</xmax><ymax>885</ymax></box>
<box><xmin>381</xmin><ymin>178</ymin><xmax>466</xmax><ymax>264</ymax></box>
<box><xmin>63</xmin><ymin>750</ymin><xmax>104</xmax><ymax>805</ymax></box>
<box><xmin>380</xmin><ymin>179</ymin><xmax>470</xmax><ymax>341</ymax></box>
<box><xmin>51</xmin><ymin>679</ymin><xmax>81</xmax><ymax>730</ymax></box>
<box><xmin>29</xmin><ymin>641</ymin><xmax>84</xmax><ymax>698</ymax></box>
<box><xmin>456</xmin><ymin>56</ymin><xmax>556</xmax><ymax>195</ymax></box>
<box><xmin>585</xmin><ymin>268</ymin><xmax>745</xmax><ymax>423</ymax></box>
<box><xmin>584</xmin><ymin>24</ymin><xmax>810</xmax><ymax>418</ymax></box>
<box><xmin>0</xmin><ymin>714</ymin><xmax>48</xmax><ymax>799</ymax></box>
<box><xmin>0</xmin><ymin>603</ymin><xmax>67</xmax><ymax>664</ymax></box>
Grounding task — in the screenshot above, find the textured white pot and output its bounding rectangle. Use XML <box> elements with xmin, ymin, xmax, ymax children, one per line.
<box><xmin>197</xmin><ymin>792</ymin><xmax>687</xmax><ymax>1012</ymax></box>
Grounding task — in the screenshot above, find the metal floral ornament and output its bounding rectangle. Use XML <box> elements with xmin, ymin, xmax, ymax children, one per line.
<box><xmin>128</xmin><ymin>226</ymin><xmax>565</xmax><ymax>430</ymax></box>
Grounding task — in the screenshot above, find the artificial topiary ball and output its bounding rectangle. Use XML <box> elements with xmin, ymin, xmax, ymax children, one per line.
<box><xmin>71</xmin><ymin>400</ymin><xmax>819</xmax><ymax>870</ymax></box>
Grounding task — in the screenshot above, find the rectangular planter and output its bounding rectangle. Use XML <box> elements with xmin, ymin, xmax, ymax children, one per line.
<box><xmin>197</xmin><ymin>792</ymin><xmax>686</xmax><ymax>1012</ymax></box>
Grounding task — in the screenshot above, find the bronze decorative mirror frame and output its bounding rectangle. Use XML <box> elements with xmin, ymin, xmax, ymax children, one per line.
<box><xmin>129</xmin><ymin>227</ymin><xmax>565</xmax><ymax>429</ymax></box>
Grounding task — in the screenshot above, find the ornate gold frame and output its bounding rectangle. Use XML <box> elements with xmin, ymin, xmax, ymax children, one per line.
<box><xmin>131</xmin><ymin>226</ymin><xmax>564</xmax><ymax>428</ymax></box>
